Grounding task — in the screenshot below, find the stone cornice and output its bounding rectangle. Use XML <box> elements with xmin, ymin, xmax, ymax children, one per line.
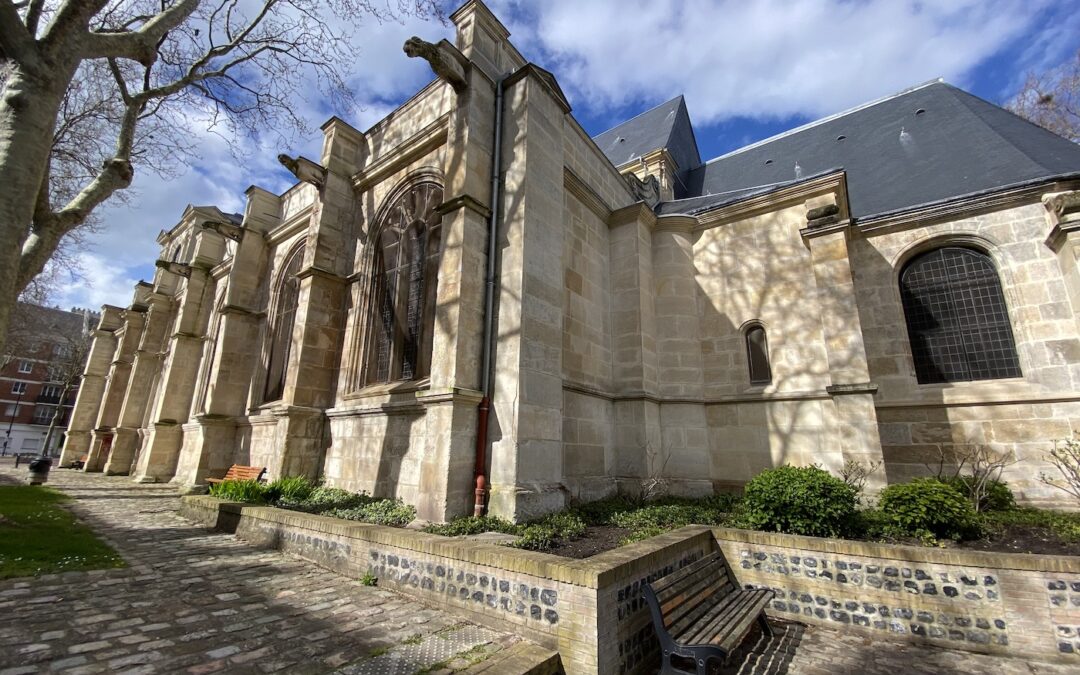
<box><xmin>654</xmin><ymin>214</ymin><xmax>696</xmax><ymax>234</ymax></box>
<box><xmin>858</xmin><ymin>180</ymin><xmax>1076</xmax><ymax>234</ymax></box>
<box><xmin>607</xmin><ymin>202</ymin><xmax>655</xmax><ymax>230</ymax></box>
<box><xmin>436</xmin><ymin>194</ymin><xmax>491</xmax><ymax>220</ymax></box>
<box><xmin>296</xmin><ymin>265</ymin><xmax>347</xmax><ymax>285</ymax></box>
<box><xmin>352</xmin><ymin>114</ymin><xmax>449</xmax><ymax>193</ymax></box>
<box><xmin>693</xmin><ymin>170</ymin><xmax>848</xmax><ymax>232</ymax></box>
<box><xmin>565</xmin><ymin>168</ymin><xmax>613</xmax><ymax>222</ymax></box>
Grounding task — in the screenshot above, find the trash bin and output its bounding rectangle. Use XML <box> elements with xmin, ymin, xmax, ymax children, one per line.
<box><xmin>28</xmin><ymin>456</ymin><xmax>52</xmax><ymax>485</ymax></box>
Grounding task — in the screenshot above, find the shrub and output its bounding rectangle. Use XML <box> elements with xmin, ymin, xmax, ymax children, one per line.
<box><xmin>736</xmin><ymin>465</ymin><xmax>858</xmax><ymax>537</ymax></box>
<box><xmin>949</xmin><ymin>477</ymin><xmax>1015</xmax><ymax>512</ymax></box>
<box><xmin>325</xmin><ymin>498</ymin><xmax>416</xmax><ymax>527</ymax></box>
<box><xmin>981</xmin><ymin>507</ymin><xmax>1080</xmax><ymax>542</ymax></box>
<box><xmin>877</xmin><ymin>479</ymin><xmax>980</xmax><ymax>542</ymax></box>
<box><xmin>263</xmin><ymin>476</ymin><xmax>316</xmax><ymax>504</ymax></box>
<box><xmin>208</xmin><ymin>479</ymin><xmax>266</xmax><ymax>503</ymax></box>
<box><xmin>279</xmin><ymin>486</ymin><xmax>369</xmax><ymax>513</ymax></box>
<box><xmin>423</xmin><ymin>516</ymin><xmax>518</xmax><ymax>537</ymax></box>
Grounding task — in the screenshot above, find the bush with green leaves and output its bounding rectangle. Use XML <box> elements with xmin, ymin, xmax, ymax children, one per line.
<box><xmin>278</xmin><ymin>486</ymin><xmax>369</xmax><ymax>513</ymax></box>
<box><xmin>262</xmin><ymin>476</ymin><xmax>316</xmax><ymax>505</ymax></box>
<box><xmin>735</xmin><ymin>465</ymin><xmax>858</xmax><ymax>537</ymax></box>
<box><xmin>324</xmin><ymin>498</ymin><xmax>416</xmax><ymax>527</ymax></box>
<box><xmin>877</xmin><ymin>478</ymin><xmax>980</xmax><ymax>542</ymax></box>
<box><xmin>208</xmin><ymin>479</ymin><xmax>267</xmax><ymax>503</ymax></box>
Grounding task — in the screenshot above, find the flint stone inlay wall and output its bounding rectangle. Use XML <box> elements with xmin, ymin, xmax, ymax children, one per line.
<box><xmin>713</xmin><ymin>526</ymin><xmax>1080</xmax><ymax>662</ymax></box>
<box><xmin>180</xmin><ymin>495</ymin><xmax>713</xmax><ymax>675</ymax></box>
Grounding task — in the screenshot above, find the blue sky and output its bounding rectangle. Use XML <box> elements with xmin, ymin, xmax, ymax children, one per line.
<box><xmin>55</xmin><ymin>0</ymin><xmax>1080</xmax><ymax>311</ymax></box>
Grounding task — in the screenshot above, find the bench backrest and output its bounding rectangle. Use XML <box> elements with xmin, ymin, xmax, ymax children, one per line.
<box><xmin>643</xmin><ymin>552</ymin><xmax>737</xmax><ymax>637</ymax></box>
<box><xmin>223</xmin><ymin>465</ymin><xmax>265</xmax><ymax>482</ymax></box>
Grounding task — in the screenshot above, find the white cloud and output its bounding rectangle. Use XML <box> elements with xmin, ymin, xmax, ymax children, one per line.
<box><xmin>491</xmin><ymin>0</ymin><xmax>1054</xmax><ymax>125</ymax></box>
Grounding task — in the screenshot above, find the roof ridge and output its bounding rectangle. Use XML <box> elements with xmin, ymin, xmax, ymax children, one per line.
<box><xmin>592</xmin><ymin>94</ymin><xmax>684</xmax><ymax>140</ymax></box>
<box><xmin>701</xmin><ymin>78</ymin><xmax>945</xmax><ymax>166</ymax></box>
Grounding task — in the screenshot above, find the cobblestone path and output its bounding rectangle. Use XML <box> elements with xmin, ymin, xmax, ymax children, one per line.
<box><xmin>0</xmin><ymin>463</ymin><xmax>537</xmax><ymax>675</ymax></box>
<box><xmin>1</xmin><ymin>460</ymin><xmax>1076</xmax><ymax>675</ymax></box>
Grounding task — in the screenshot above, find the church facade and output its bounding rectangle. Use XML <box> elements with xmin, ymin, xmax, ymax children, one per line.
<box><xmin>61</xmin><ymin>0</ymin><xmax>1080</xmax><ymax>522</ymax></box>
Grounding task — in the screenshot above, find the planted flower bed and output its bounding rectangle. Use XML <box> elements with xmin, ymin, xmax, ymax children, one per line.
<box><xmin>207</xmin><ymin>465</ymin><xmax>1080</xmax><ymax>558</ymax></box>
<box><xmin>207</xmin><ymin>476</ymin><xmax>416</xmax><ymax>527</ymax></box>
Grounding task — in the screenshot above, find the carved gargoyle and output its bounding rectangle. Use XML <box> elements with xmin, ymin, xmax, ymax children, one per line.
<box><xmin>277</xmin><ymin>154</ymin><xmax>328</xmax><ymax>189</ymax></box>
<box><xmin>1043</xmin><ymin>190</ymin><xmax>1080</xmax><ymax>226</ymax></box>
<box><xmin>625</xmin><ymin>173</ymin><xmax>661</xmax><ymax>208</ymax></box>
<box><xmin>403</xmin><ymin>36</ymin><xmax>468</xmax><ymax>93</ymax></box>
<box><xmin>155</xmin><ymin>259</ymin><xmax>192</xmax><ymax>278</ymax></box>
<box><xmin>201</xmin><ymin>220</ymin><xmax>245</xmax><ymax>242</ymax></box>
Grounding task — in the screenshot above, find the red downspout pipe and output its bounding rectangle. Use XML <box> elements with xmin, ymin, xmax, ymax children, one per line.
<box><xmin>474</xmin><ymin>75</ymin><xmax>506</xmax><ymax>516</ymax></box>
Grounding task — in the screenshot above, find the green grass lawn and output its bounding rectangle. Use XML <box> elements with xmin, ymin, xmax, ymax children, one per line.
<box><xmin>0</xmin><ymin>485</ymin><xmax>124</xmax><ymax>579</ymax></box>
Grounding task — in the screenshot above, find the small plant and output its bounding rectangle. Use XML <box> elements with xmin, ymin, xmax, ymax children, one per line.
<box><xmin>925</xmin><ymin>445</ymin><xmax>1017</xmax><ymax>513</ymax></box>
<box><xmin>877</xmin><ymin>478</ymin><xmax>980</xmax><ymax>542</ymax></box>
<box><xmin>325</xmin><ymin>498</ymin><xmax>417</xmax><ymax>527</ymax></box>
<box><xmin>423</xmin><ymin>516</ymin><xmax>518</xmax><ymax>537</ymax></box>
<box><xmin>735</xmin><ymin>465</ymin><xmax>858</xmax><ymax>538</ymax></box>
<box><xmin>208</xmin><ymin>479</ymin><xmax>267</xmax><ymax>503</ymax></box>
<box><xmin>949</xmin><ymin>476</ymin><xmax>1015</xmax><ymax>512</ymax></box>
<box><xmin>360</xmin><ymin>571</ymin><xmax>378</xmax><ymax>586</ymax></box>
<box><xmin>1039</xmin><ymin>439</ymin><xmax>1080</xmax><ymax>502</ymax></box>
<box><xmin>278</xmin><ymin>486</ymin><xmax>370</xmax><ymax>512</ymax></box>
<box><xmin>839</xmin><ymin>459</ymin><xmax>882</xmax><ymax>501</ymax></box>
<box><xmin>263</xmin><ymin>476</ymin><xmax>316</xmax><ymax>504</ymax></box>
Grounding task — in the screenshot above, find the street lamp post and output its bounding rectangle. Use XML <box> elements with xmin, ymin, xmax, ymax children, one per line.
<box><xmin>2</xmin><ymin>388</ymin><xmax>25</xmax><ymax>457</ymax></box>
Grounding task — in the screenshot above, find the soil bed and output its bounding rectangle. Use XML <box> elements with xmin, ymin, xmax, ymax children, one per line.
<box><xmin>958</xmin><ymin>525</ymin><xmax>1080</xmax><ymax>557</ymax></box>
<box><xmin>544</xmin><ymin>525</ymin><xmax>632</xmax><ymax>558</ymax></box>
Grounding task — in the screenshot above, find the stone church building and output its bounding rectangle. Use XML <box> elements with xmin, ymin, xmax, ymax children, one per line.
<box><xmin>61</xmin><ymin>1</ymin><xmax>1080</xmax><ymax>522</ymax></box>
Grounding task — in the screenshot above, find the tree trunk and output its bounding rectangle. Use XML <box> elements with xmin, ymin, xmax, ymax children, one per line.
<box><xmin>43</xmin><ymin>381</ymin><xmax>72</xmax><ymax>457</ymax></box>
<box><xmin>0</xmin><ymin>64</ymin><xmax>70</xmax><ymax>359</ymax></box>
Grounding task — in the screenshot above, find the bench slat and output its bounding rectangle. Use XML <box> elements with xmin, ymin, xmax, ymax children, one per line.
<box><xmin>651</xmin><ymin>552</ymin><xmax>722</xmax><ymax>594</ymax></box>
<box><xmin>680</xmin><ymin>589</ymin><xmax>763</xmax><ymax>646</ymax></box>
<box><xmin>664</xmin><ymin>575</ymin><xmax>732</xmax><ymax>637</ymax></box>
<box><xmin>657</xmin><ymin>563</ymin><xmax>728</xmax><ymax>607</ymax></box>
<box><xmin>709</xmin><ymin>591</ymin><xmax>772</xmax><ymax>651</ymax></box>
<box><xmin>207</xmin><ymin>465</ymin><xmax>265</xmax><ymax>484</ymax></box>
<box><xmin>660</xmin><ymin>570</ymin><xmax>730</xmax><ymax>628</ymax></box>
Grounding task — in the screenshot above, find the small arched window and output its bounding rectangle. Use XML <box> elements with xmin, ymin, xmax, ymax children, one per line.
<box><xmin>745</xmin><ymin>324</ymin><xmax>772</xmax><ymax>385</ymax></box>
<box><xmin>263</xmin><ymin>243</ymin><xmax>305</xmax><ymax>402</ymax></box>
<box><xmin>900</xmin><ymin>246</ymin><xmax>1021</xmax><ymax>384</ymax></box>
<box><xmin>364</xmin><ymin>181</ymin><xmax>443</xmax><ymax>385</ymax></box>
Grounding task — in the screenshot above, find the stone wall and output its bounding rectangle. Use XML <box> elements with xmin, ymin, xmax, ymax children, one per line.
<box><xmin>850</xmin><ymin>201</ymin><xmax>1080</xmax><ymax>505</ymax></box>
<box><xmin>182</xmin><ymin>496</ymin><xmax>1080</xmax><ymax>671</ymax></box>
<box><xmin>713</xmin><ymin>526</ymin><xmax>1080</xmax><ymax>662</ymax></box>
<box><xmin>180</xmin><ymin>495</ymin><xmax>713</xmax><ymax>675</ymax></box>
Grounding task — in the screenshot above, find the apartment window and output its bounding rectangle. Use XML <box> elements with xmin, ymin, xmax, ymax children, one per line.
<box><xmin>363</xmin><ymin>181</ymin><xmax>443</xmax><ymax>385</ymax></box>
<box><xmin>17</xmin><ymin>360</ymin><xmax>31</xmax><ymax>374</ymax></box>
<box><xmin>32</xmin><ymin>406</ymin><xmax>53</xmax><ymax>425</ymax></box>
<box><xmin>745</xmin><ymin>324</ymin><xmax>772</xmax><ymax>385</ymax></box>
<box><xmin>900</xmin><ymin>246</ymin><xmax>1022</xmax><ymax>384</ymax></box>
<box><xmin>11</xmin><ymin>382</ymin><xmax>27</xmax><ymax>395</ymax></box>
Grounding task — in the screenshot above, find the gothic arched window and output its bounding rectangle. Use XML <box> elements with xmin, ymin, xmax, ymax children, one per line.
<box><xmin>745</xmin><ymin>323</ymin><xmax>772</xmax><ymax>385</ymax></box>
<box><xmin>364</xmin><ymin>181</ymin><xmax>443</xmax><ymax>385</ymax></box>
<box><xmin>900</xmin><ymin>246</ymin><xmax>1021</xmax><ymax>384</ymax></box>
<box><xmin>263</xmin><ymin>243</ymin><xmax>305</xmax><ymax>402</ymax></box>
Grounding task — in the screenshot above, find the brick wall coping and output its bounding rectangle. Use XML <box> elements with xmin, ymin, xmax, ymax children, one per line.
<box><xmin>182</xmin><ymin>495</ymin><xmax>712</xmax><ymax>587</ymax></box>
<box><xmin>713</xmin><ymin>526</ymin><xmax>1080</xmax><ymax>573</ymax></box>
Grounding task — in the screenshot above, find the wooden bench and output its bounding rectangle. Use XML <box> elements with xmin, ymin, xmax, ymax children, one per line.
<box><xmin>206</xmin><ymin>465</ymin><xmax>266</xmax><ymax>485</ymax></box>
<box><xmin>69</xmin><ymin>455</ymin><xmax>87</xmax><ymax>470</ymax></box>
<box><xmin>642</xmin><ymin>551</ymin><xmax>774</xmax><ymax>675</ymax></box>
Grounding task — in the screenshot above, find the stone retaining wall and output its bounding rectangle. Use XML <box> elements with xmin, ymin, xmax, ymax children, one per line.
<box><xmin>713</xmin><ymin>527</ymin><xmax>1080</xmax><ymax>662</ymax></box>
<box><xmin>180</xmin><ymin>496</ymin><xmax>711</xmax><ymax>675</ymax></box>
<box><xmin>181</xmin><ymin>496</ymin><xmax>1080</xmax><ymax>671</ymax></box>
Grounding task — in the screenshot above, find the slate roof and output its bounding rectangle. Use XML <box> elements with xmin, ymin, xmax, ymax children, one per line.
<box><xmin>593</xmin><ymin>95</ymin><xmax>702</xmax><ymax>195</ymax></box>
<box><xmin>595</xmin><ymin>81</ymin><xmax>1080</xmax><ymax>219</ymax></box>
